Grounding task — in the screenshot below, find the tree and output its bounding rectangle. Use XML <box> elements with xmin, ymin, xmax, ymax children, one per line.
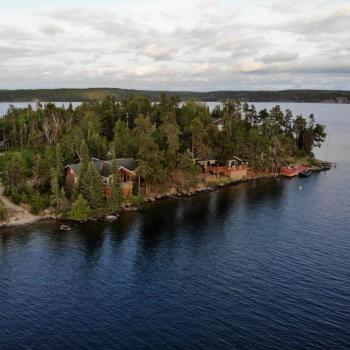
<box><xmin>57</xmin><ymin>188</ymin><xmax>68</xmax><ymax>212</ymax></box>
<box><xmin>107</xmin><ymin>153</ymin><xmax>123</xmax><ymax>212</ymax></box>
<box><xmin>137</xmin><ymin>135</ymin><xmax>165</xmax><ymax>194</ymax></box>
<box><xmin>189</xmin><ymin>117</ymin><xmax>207</xmax><ymax>159</ymax></box>
<box><xmin>177</xmin><ymin>151</ymin><xmax>200</xmax><ymax>188</ymax></box>
<box><xmin>50</xmin><ymin>167</ymin><xmax>60</xmax><ymax>207</ymax></box>
<box><xmin>0</xmin><ymin>200</ymin><xmax>8</xmax><ymax>223</ymax></box>
<box><xmin>162</xmin><ymin>122</ymin><xmax>180</xmax><ymax>170</ymax></box>
<box><xmin>2</xmin><ymin>152</ymin><xmax>29</xmax><ymax>195</ymax></box>
<box><xmin>113</xmin><ymin>120</ymin><xmax>135</xmax><ymax>157</ymax></box>
<box><xmin>67</xmin><ymin>194</ymin><xmax>91</xmax><ymax>221</ymax></box>
<box><xmin>77</xmin><ymin>162</ymin><xmax>104</xmax><ymax>210</ymax></box>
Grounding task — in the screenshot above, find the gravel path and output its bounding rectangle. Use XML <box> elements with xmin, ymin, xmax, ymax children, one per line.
<box><xmin>0</xmin><ymin>183</ymin><xmax>40</xmax><ymax>226</ymax></box>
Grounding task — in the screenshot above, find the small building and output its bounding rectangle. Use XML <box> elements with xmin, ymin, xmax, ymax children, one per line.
<box><xmin>65</xmin><ymin>157</ymin><xmax>137</xmax><ymax>198</ymax></box>
<box><xmin>211</xmin><ymin>118</ymin><xmax>224</xmax><ymax>132</ymax></box>
<box><xmin>201</xmin><ymin>156</ymin><xmax>248</xmax><ymax>180</ymax></box>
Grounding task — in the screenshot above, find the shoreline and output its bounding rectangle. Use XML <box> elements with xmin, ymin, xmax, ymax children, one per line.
<box><xmin>0</xmin><ymin>173</ymin><xmax>279</xmax><ymax>229</ymax></box>
<box><xmin>0</xmin><ymin>163</ymin><xmax>334</xmax><ymax>229</ymax></box>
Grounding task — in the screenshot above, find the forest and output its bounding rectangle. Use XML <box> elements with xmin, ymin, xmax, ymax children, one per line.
<box><xmin>0</xmin><ymin>88</ymin><xmax>349</xmax><ymax>103</ymax></box>
<box><xmin>0</xmin><ymin>94</ymin><xmax>326</xmax><ymax>220</ymax></box>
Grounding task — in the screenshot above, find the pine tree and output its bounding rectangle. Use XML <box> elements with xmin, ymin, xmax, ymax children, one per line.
<box><xmin>55</xmin><ymin>143</ymin><xmax>63</xmax><ymax>184</ymax></box>
<box><xmin>68</xmin><ymin>194</ymin><xmax>91</xmax><ymax>221</ymax></box>
<box><xmin>57</xmin><ymin>188</ymin><xmax>68</xmax><ymax>211</ymax></box>
<box><xmin>50</xmin><ymin>167</ymin><xmax>60</xmax><ymax>207</ymax></box>
<box><xmin>78</xmin><ymin>162</ymin><xmax>104</xmax><ymax>210</ymax></box>
<box><xmin>107</xmin><ymin>152</ymin><xmax>123</xmax><ymax>212</ymax></box>
<box><xmin>74</xmin><ymin>140</ymin><xmax>90</xmax><ymax>199</ymax></box>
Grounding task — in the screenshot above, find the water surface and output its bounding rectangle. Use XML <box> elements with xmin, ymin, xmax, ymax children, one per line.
<box><xmin>0</xmin><ymin>103</ymin><xmax>349</xmax><ymax>349</ymax></box>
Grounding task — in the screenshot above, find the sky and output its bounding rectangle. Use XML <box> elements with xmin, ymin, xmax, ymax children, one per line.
<box><xmin>0</xmin><ymin>0</ymin><xmax>349</xmax><ymax>91</ymax></box>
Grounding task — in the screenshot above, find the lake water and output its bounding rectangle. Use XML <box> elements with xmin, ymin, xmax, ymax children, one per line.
<box><xmin>0</xmin><ymin>103</ymin><xmax>350</xmax><ymax>349</ymax></box>
<box><xmin>0</xmin><ymin>102</ymin><xmax>81</xmax><ymax>117</ymax></box>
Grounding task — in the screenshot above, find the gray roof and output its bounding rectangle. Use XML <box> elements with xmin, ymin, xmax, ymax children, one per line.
<box><xmin>211</xmin><ymin>117</ymin><xmax>223</xmax><ymax>125</ymax></box>
<box><xmin>116</xmin><ymin>158</ymin><xmax>137</xmax><ymax>171</ymax></box>
<box><xmin>69</xmin><ymin>163</ymin><xmax>81</xmax><ymax>175</ymax></box>
<box><xmin>100</xmin><ymin>161</ymin><xmax>112</xmax><ymax>178</ymax></box>
<box><xmin>67</xmin><ymin>157</ymin><xmax>137</xmax><ymax>177</ymax></box>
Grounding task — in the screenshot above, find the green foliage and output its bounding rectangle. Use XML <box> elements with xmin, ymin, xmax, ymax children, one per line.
<box><xmin>0</xmin><ymin>88</ymin><xmax>350</xmax><ymax>104</ymax></box>
<box><xmin>67</xmin><ymin>194</ymin><xmax>91</xmax><ymax>221</ymax></box>
<box><xmin>113</xmin><ymin>120</ymin><xmax>135</xmax><ymax>157</ymax></box>
<box><xmin>0</xmin><ymin>95</ymin><xmax>327</xmax><ymax>212</ymax></box>
<box><xmin>0</xmin><ymin>200</ymin><xmax>8</xmax><ymax>222</ymax></box>
<box><xmin>177</xmin><ymin>151</ymin><xmax>200</xmax><ymax>187</ymax></box>
<box><xmin>129</xmin><ymin>195</ymin><xmax>145</xmax><ymax>206</ymax></box>
<box><xmin>50</xmin><ymin>167</ymin><xmax>60</xmax><ymax>207</ymax></box>
<box><xmin>77</xmin><ymin>162</ymin><xmax>104</xmax><ymax>210</ymax></box>
<box><xmin>26</xmin><ymin>189</ymin><xmax>50</xmax><ymax>214</ymax></box>
<box><xmin>106</xmin><ymin>154</ymin><xmax>123</xmax><ymax>213</ymax></box>
<box><xmin>1</xmin><ymin>152</ymin><xmax>29</xmax><ymax>195</ymax></box>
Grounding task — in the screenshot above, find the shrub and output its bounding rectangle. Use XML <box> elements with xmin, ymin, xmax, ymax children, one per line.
<box><xmin>0</xmin><ymin>200</ymin><xmax>8</xmax><ymax>223</ymax></box>
<box><xmin>130</xmin><ymin>195</ymin><xmax>145</xmax><ymax>206</ymax></box>
<box><xmin>67</xmin><ymin>194</ymin><xmax>91</xmax><ymax>221</ymax></box>
<box><xmin>27</xmin><ymin>192</ymin><xmax>50</xmax><ymax>215</ymax></box>
<box><xmin>9</xmin><ymin>188</ymin><xmax>22</xmax><ymax>205</ymax></box>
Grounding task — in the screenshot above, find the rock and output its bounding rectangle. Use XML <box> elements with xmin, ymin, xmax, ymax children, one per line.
<box><xmin>44</xmin><ymin>207</ymin><xmax>55</xmax><ymax>214</ymax></box>
<box><xmin>60</xmin><ymin>224</ymin><xmax>71</xmax><ymax>231</ymax></box>
<box><xmin>148</xmin><ymin>197</ymin><xmax>156</xmax><ymax>202</ymax></box>
<box><xmin>105</xmin><ymin>215</ymin><xmax>118</xmax><ymax>222</ymax></box>
<box><xmin>124</xmin><ymin>206</ymin><xmax>137</xmax><ymax>212</ymax></box>
<box><xmin>156</xmin><ymin>194</ymin><xmax>162</xmax><ymax>199</ymax></box>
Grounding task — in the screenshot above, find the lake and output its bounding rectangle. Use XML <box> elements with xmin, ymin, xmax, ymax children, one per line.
<box><xmin>0</xmin><ymin>103</ymin><xmax>350</xmax><ymax>349</ymax></box>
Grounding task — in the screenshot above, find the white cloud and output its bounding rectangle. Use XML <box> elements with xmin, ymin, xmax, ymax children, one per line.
<box><xmin>0</xmin><ymin>0</ymin><xmax>349</xmax><ymax>90</ymax></box>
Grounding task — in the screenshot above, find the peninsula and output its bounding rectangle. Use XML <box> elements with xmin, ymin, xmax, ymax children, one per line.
<box><xmin>0</xmin><ymin>95</ymin><xmax>326</xmax><ymax>225</ymax></box>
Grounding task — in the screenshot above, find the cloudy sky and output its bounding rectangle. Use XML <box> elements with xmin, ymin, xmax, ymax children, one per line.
<box><xmin>0</xmin><ymin>0</ymin><xmax>349</xmax><ymax>90</ymax></box>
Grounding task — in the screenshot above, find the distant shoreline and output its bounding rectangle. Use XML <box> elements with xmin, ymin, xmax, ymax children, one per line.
<box><xmin>0</xmin><ymin>88</ymin><xmax>350</xmax><ymax>104</ymax></box>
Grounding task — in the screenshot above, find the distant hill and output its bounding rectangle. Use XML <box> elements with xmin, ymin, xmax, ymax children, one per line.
<box><xmin>0</xmin><ymin>88</ymin><xmax>350</xmax><ymax>103</ymax></box>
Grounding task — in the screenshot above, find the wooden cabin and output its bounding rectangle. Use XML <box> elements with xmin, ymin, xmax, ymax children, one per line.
<box><xmin>65</xmin><ymin>157</ymin><xmax>137</xmax><ymax>198</ymax></box>
<box><xmin>211</xmin><ymin>118</ymin><xmax>224</xmax><ymax>132</ymax></box>
<box><xmin>199</xmin><ymin>156</ymin><xmax>248</xmax><ymax>180</ymax></box>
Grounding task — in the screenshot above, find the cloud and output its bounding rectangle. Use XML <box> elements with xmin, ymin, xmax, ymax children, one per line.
<box><xmin>40</xmin><ymin>23</ymin><xmax>65</xmax><ymax>35</ymax></box>
<box><xmin>0</xmin><ymin>0</ymin><xmax>349</xmax><ymax>90</ymax></box>
<box><xmin>279</xmin><ymin>5</ymin><xmax>350</xmax><ymax>35</ymax></box>
<box><xmin>259</xmin><ymin>51</ymin><xmax>299</xmax><ymax>63</ymax></box>
<box><xmin>143</xmin><ymin>44</ymin><xmax>174</xmax><ymax>61</ymax></box>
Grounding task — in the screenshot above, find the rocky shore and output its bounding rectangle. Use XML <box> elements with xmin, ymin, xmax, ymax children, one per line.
<box><xmin>1</xmin><ymin>164</ymin><xmax>332</xmax><ymax>229</ymax></box>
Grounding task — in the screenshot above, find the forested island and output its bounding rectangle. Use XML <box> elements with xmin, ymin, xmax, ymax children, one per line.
<box><xmin>0</xmin><ymin>94</ymin><xmax>326</xmax><ymax>225</ymax></box>
<box><xmin>1</xmin><ymin>88</ymin><xmax>350</xmax><ymax>103</ymax></box>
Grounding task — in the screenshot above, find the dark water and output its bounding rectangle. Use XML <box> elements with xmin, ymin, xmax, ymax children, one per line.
<box><xmin>0</xmin><ymin>103</ymin><xmax>350</xmax><ymax>349</ymax></box>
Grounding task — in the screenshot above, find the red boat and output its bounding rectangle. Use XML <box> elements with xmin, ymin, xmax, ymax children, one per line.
<box><xmin>280</xmin><ymin>165</ymin><xmax>307</xmax><ymax>177</ymax></box>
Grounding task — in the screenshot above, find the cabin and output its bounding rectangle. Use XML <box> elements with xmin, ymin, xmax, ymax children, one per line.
<box><xmin>65</xmin><ymin>157</ymin><xmax>137</xmax><ymax>197</ymax></box>
<box><xmin>211</xmin><ymin>118</ymin><xmax>224</xmax><ymax>132</ymax></box>
<box><xmin>198</xmin><ymin>156</ymin><xmax>248</xmax><ymax>180</ymax></box>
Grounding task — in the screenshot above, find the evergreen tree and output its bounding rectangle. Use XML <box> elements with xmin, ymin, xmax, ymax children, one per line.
<box><xmin>137</xmin><ymin>135</ymin><xmax>165</xmax><ymax>194</ymax></box>
<box><xmin>50</xmin><ymin>167</ymin><xmax>60</xmax><ymax>207</ymax></box>
<box><xmin>107</xmin><ymin>152</ymin><xmax>123</xmax><ymax>212</ymax></box>
<box><xmin>68</xmin><ymin>194</ymin><xmax>91</xmax><ymax>221</ymax></box>
<box><xmin>57</xmin><ymin>188</ymin><xmax>68</xmax><ymax>212</ymax></box>
<box><xmin>78</xmin><ymin>162</ymin><xmax>104</xmax><ymax>210</ymax></box>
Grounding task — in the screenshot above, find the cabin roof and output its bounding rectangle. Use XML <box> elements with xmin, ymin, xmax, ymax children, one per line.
<box><xmin>116</xmin><ymin>158</ymin><xmax>137</xmax><ymax>172</ymax></box>
<box><xmin>68</xmin><ymin>163</ymin><xmax>80</xmax><ymax>175</ymax></box>
<box><xmin>66</xmin><ymin>157</ymin><xmax>137</xmax><ymax>178</ymax></box>
<box><xmin>211</xmin><ymin>118</ymin><xmax>223</xmax><ymax>125</ymax></box>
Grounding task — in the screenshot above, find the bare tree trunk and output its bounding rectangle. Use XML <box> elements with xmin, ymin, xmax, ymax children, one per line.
<box><xmin>138</xmin><ymin>176</ymin><xmax>141</xmax><ymax>196</ymax></box>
